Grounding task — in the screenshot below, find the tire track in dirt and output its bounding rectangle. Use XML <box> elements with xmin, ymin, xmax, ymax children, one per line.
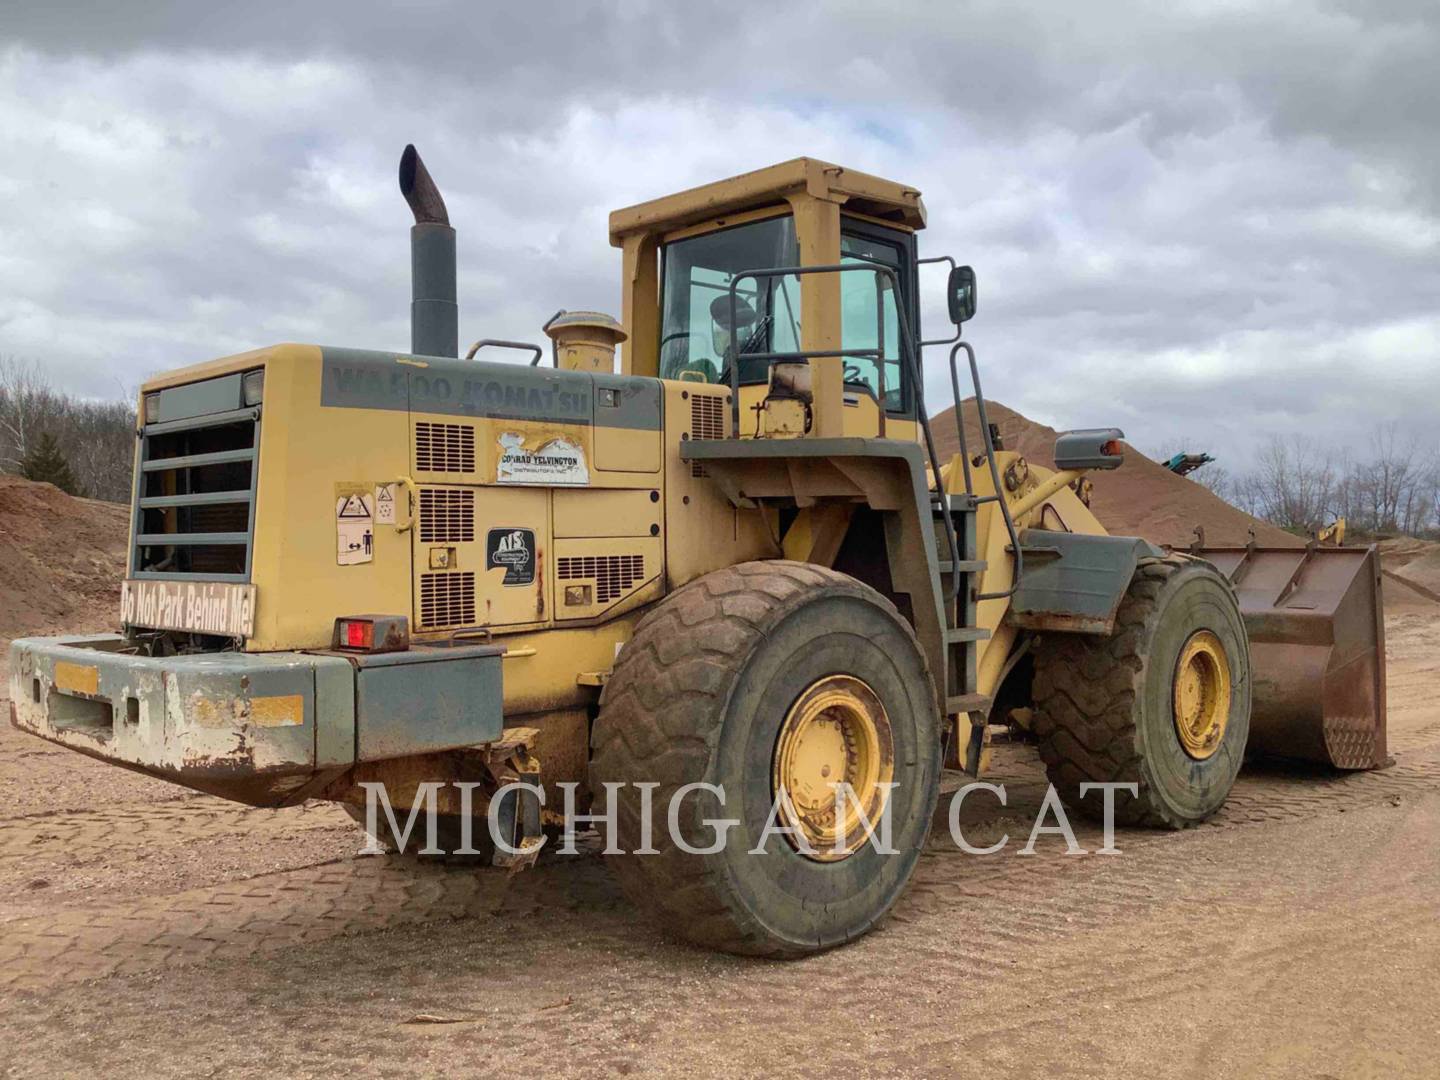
<box><xmin>3</xmin><ymin>699</ymin><xmax>1437</xmax><ymax>1000</ymax></box>
<box><xmin>873</xmin><ymin>797</ymin><xmax>1440</xmax><ymax>1070</ymax></box>
<box><xmin>0</xmin><ymin>798</ymin><xmax>351</xmax><ymax>864</ymax></box>
<box><xmin>0</xmin><ymin>856</ymin><xmax>515</xmax><ymax>994</ymax></box>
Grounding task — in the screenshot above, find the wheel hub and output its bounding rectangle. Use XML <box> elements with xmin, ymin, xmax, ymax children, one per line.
<box><xmin>1172</xmin><ymin>630</ymin><xmax>1231</xmax><ymax>760</ymax></box>
<box><xmin>772</xmin><ymin>675</ymin><xmax>895</xmax><ymax>861</ymax></box>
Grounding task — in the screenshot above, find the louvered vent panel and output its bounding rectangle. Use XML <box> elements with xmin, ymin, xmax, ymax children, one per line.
<box><xmin>419</xmin><ymin>488</ymin><xmax>474</xmax><ymax>543</ymax></box>
<box><xmin>419</xmin><ymin>572</ymin><xmax>476</xmax><ymax>627</ymax></box>
<box><xmin>690</xmin><ymin>394</ymin><xmax>726</xmax><ymax>477</ymax></box>
<box><xmin>557</xmin><ymin>555</ymin><xmax>646</xmax><ymax>604</ymax></box>
<box><xmin>415</xmin><ymin>422</ymin><xmax>476</xmax><ymax>473</ymax></box>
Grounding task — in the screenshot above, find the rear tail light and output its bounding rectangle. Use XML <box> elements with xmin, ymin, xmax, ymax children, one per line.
<box><xmin>342</xmin><ymin>620</ymin><xmax>373</xmax><ymax>649</ymax></box>
<box><xmin>333</xmin><ymin>615</ymin><xmax>410</xmax><ymax>653</ymax></box>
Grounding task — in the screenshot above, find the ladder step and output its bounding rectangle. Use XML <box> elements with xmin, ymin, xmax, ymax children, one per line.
<box><xmin>945</xmin><ymin>627</ymin><xmax>990</xmax><ymax>643</ymax></box>
<box><xmin>946</xmin><ymin>693</ymin><xmax>990</xmax><ymax>715</ymax></box>
<box><xmin>937</xmin><ymin>559</ymin><xmax>987</xmax><ymax>574</ymax></box>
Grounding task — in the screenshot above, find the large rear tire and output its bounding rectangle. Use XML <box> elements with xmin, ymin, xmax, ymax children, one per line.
<box><xmin>1031</xmin><ymin>554</ymin><xmax>1251</xmax><ymax>829</ymax></box>
<box><xmin>589</xmin><ymin>560</ymin><xmax>942</xmax><ymax>957</ymax></box>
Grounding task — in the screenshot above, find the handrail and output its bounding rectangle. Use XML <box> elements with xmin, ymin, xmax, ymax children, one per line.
<box><xmin>465</xmin><ymin>339</ymin><xmax>544</xmax><ymax>366</ymax></box>
<box><xmin>953</xmin><ymin>341</ymin><xmax>1022</xmax><ymax>602</ymax></box>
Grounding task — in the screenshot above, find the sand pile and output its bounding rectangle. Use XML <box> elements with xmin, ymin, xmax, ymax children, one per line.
<box><xmin>0</xmin><ymin>476</ymin><xmax>128</xmax><ymax>643</ymax></box>
<box><xmin>1376</xmin><ymin>537</ymin><xmax>1440</xmax><ymax>606</ymax></box>
<box><xmin>929</xmin><ymin>399</ymin><xmax>1302</xmax><ymax>549</ymax></box>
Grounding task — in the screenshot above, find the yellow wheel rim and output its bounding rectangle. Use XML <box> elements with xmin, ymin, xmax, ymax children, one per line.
<box><xmin>772</xmin><ymin>675</ymin><xmax>895</xmax><ymax>862</ymax></box>
<box><xmin>1172</xmin><ymin>630</ymin><xmax>1231</xmax><ymax>760</ymax></box>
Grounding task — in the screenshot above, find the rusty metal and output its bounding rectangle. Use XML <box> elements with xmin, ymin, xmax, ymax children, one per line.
<box><xmin>1197</xmin><ymin>544</ymin><xmax>1387</xmax><ymax>770</ymax></box>
<box><xmin>399</xmin><ymin>144</ymin><xmax>448</xmax><ymax>225</ymax></box>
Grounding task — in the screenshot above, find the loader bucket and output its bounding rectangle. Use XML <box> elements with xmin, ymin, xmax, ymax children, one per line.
<box><xmin>1195</xmin><ymin>544</ymin><xmax>1387</xmax><ymax>770</ymax></box>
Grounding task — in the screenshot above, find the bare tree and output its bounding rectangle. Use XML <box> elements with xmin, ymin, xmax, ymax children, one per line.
<box><xmin>0</xmin><ymin>356</ymin><xmax>55</xmax><ymax>473</ymax></box>
<box><xmin>0</xmin><ymin>356</ymin><xmax>136</xmax><ymax>502</ymax></box>
<box><xmin>1239</xmin><ymin>434</ymin><xmax>1336</xmax><ymax>533</ymax></box>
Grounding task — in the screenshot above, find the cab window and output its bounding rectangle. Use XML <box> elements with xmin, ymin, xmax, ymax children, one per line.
<box><xmin>840</xmin><ymin>225</ymin><xmax>913</xmax><ymax>415</ymax></box>
<box><xmin>659</xmin><ymin>215</ymin><xmax>800</xmax><ymax>385</ymax></box>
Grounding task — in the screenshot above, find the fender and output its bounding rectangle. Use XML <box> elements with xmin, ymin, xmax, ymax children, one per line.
<box><xmin>1007</xmin><ymin>529</ymin><xmax>1167</xmax><ymax>635</ymax></box>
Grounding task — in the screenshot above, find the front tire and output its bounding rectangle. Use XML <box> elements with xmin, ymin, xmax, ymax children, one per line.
<box><xmin>1031</xmin><ymin>554</ymin><xmax>1251</xmax><ymax>828</ymax></box>
<box><xmin>589</xmin><ymin>560</ymin><xmax>942</xmax><ymax>957</ymax></box>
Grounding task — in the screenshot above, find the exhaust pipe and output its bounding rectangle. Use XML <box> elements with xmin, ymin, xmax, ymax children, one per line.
<box><xmin>399</xmin><ymin>144</ymin><xmax>457</xmax><ymax>357</ymax></box>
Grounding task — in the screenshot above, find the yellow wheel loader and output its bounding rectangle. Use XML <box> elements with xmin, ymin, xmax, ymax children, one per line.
<box><xmin>9</xmin><ymin>147</ymin><xmax>1387</xmax><ymax>957</ymax></box>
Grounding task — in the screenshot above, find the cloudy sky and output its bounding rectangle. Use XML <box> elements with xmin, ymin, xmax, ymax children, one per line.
<box><xmin>2</xmin><ymin>0</ymin><xmax>1436</xmax><ymax>464</ymax></box>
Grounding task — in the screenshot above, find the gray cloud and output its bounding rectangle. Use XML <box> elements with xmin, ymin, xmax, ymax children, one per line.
<box><xmin>1</xmin><ymin>0</ymin><xmax>1437</xmax><ymax>466</ymax></box>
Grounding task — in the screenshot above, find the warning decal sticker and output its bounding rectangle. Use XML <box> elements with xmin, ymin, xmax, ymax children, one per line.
<box><xmin>374</xmin><ymin>483</ymin><xmax>397</xmax><ymax>525</ymax></box>
<box><xmin>336</xmin><ymin>491</ymin><xmax>374</xmax><ymax>565</ymax></box>
<box><xmin>486</xmin><ymin>528</ymin><xmax>536</xmax><ymax>586</ymax></box>
<box><xmin>496</xmin><ymin>432</ymin><xmax>589</xmax><ymax>486</ymax></box>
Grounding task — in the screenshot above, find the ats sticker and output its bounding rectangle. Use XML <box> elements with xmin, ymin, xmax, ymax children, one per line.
<box><xmin>487</xmin><ymin>528</ymin><xmax>536</xmax><ymax>586</ymax></box>
<box><xmin>496</xmin><ymin>432</ymin><xmax>589</xmax><ymax>486</ymax></box>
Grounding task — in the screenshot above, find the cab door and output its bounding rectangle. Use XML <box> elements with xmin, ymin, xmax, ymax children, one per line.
<box><xmin>839</xmin><ymin>217</ymin><xmax>921</xmax><ymax>430</ymax></box>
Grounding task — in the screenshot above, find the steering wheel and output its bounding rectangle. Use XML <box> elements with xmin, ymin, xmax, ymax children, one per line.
<box><xmin>843</xmin><ymin>363</ymin><xmax>864</xmax><ymax>384</ymax></box>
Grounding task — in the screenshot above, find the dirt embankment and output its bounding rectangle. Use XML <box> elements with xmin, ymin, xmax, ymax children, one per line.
<box><xmin>931</xmin><ymin>399</ymin><xmax>1303</xmax><ymax>549</ymax></box>
<box><xmin>0</xmin><ymin>475</ymin><xmax>127</xmax><ymax>646</ymax></box>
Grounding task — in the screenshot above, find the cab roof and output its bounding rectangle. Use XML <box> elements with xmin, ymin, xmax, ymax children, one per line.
<box><xmin>607</xmin><ymin>157</ymin><xmax>926</xmax><ymax>245</ymax></box>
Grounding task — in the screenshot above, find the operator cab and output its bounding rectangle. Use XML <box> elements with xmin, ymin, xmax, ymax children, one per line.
<box><xmin>657</xmin><ymin>213</ymin><xmax>919</xmax><ymax>419</ymax></box>
<box><xmin>609</xmin><ymin>158</ymin><xmax>928</xmax><ymax>439</ymax></box>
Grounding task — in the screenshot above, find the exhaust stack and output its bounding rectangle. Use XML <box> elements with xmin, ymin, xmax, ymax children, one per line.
<box><xmin>399</xmin><ymin>144</ymin><xmax>457</xmax><ymax>357</ymax></box>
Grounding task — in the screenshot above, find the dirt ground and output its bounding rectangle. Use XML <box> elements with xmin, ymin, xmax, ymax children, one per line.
<box><xmin>1</xmin><ymin>575</ymin><xmax>1437</xmax><ymax>1078</ymax></box>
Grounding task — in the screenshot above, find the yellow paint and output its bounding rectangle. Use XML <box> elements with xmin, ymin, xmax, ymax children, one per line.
<box><xmin>187</xmin><ymin>695</ymin><xmax>231</xmax><ymax>728</ymax></box>
<box><xmin>53</xmin><ymin>662</ymin><xmax>99</xmax><ymax>696</ymax></box>
<box><xmin>553</xmin><ymin>489</ymin><xmax>657</xmax><ymax>537</ymax></box>
<box><xmin>551</xmin><ymin>536</ymin><xmax>663</xmax><ymax>622</ymax></box>
<box><xmin>772</xmin><ymin>674</ymin><xmax>894</xmax><ymax>861</ymax></box>
<box><xmin>1173</xmin><ymin>631</ymin><xmax>1231</xmax><ymax>760</ymax></box>
<box><xmin>594</xmin><ymin>418</ymin><xmax>661</xmax><ymax>473</ymax></box>
<box><xmin>251</xmin><ymin>694</ymin><xmax>304</xmax><ymax>728</ymax></box>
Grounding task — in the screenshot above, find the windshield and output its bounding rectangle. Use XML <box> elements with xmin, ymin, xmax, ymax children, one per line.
<box><xmin>659</xmin><ymin>215</ymin><xmax>800</xmax><ymax>384</ymax></box>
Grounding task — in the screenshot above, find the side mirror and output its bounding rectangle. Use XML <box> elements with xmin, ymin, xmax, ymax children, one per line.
<box><xmin>947</xmin><ymin>265</ymin><xmax>977</xmax><ymax>324</ymax></box>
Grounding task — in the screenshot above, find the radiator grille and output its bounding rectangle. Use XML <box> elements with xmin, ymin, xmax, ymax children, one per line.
<box><xmin>558</xmin><ymin>554</ymin><xmax>645</xmax><ymax>604</ymax></box>
<box><xmin>134</xmin><ymin>386</ymin><xmax>257</xmax><ymax>582</ymax></box>
<box><xmin>419</xmin><ymin>488</ymin><xmax>474</xmax><ymax>543</ymax></box>
<box><xmin>415</xmin><ymin>422</ymin><xmax>475</xmax><ymax>473</ymax></box>
<box><xmin>419</xmin><ymin>571</ymin><xmax>476</xmax><ymax>627</ymax></box>
<box><xmin>689</xmin><ymin>393</ymin><xmax>726</xmax><ymax>477</ymax></box>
